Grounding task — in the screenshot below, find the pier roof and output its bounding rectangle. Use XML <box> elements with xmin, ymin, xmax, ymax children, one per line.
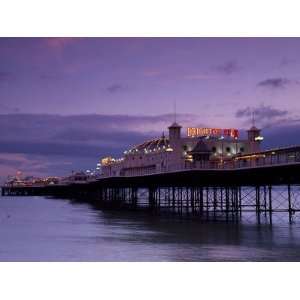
<box><xmin>129</xmin><ymin>137</ymin><xmax>169</xmax><ymax>152</ymax></box>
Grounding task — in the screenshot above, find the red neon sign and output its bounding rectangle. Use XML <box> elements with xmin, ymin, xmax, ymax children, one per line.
<box><xmin>187</xmin><ymin>127</ymin><xmax>239</xmax><ymax>139</ymax></box>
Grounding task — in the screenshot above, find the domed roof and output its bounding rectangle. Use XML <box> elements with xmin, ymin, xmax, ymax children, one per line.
<box><xmin>129</xmin><ymin>136</ymin><xmax>169</xmax><ymax>153</ymax></box>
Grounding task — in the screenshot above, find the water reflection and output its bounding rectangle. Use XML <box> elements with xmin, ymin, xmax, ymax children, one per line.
<box><xmin>1</xmin><ymin>196</ymin><xmax>300</xmax><ymax>261</ymax></box>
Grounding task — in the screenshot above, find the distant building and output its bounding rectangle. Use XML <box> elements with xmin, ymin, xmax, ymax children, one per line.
<box><xmin>101</xmin><ymin>122</ymin><xmax>263</xmax><ymax>177</ymax></box>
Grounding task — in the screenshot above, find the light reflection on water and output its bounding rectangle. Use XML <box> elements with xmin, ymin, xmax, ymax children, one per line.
<box><xmin>0</xmin><ymin>196</ymin><xmax>300</xmax><ymax>261</ymax></box>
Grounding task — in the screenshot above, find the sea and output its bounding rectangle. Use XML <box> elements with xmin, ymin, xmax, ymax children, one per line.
<box><xmin>1</xmin><ymin>195</ymin><xmax>300</xmax><ymax>261</ymax></box>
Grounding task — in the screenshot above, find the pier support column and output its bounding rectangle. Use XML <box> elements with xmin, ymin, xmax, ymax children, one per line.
<box><xmin>238</xmin><ymin>186</ymin><xmax>242</xmax><ymax>217</ymax></box>
<box><xmin>288</xmin><ymin>184</ymin><xmax>292</xmax><ymax>223</ymax></box>
<box><xmin>172</xmin><ymin>187</ymin><xmax>176</xmax><ymax>214</ymax></box>
<box><xmin>268</xmin><ymin>185</ymin><xmax>272</xmax><ymax>224</ymax></box>
<box><xmin>213</xmin><ymin>187</ymin><xmax>217</xmax><ymax>219</ymax></box>
<box><xmin>200</xmin><ymin>187</ymin><xmax>204</xmax><ymax>216</ymax></box>
<box><xmin>263</xmin><ymin>186</ymin><xmax>267</xmax><ymax>216</ymax></box>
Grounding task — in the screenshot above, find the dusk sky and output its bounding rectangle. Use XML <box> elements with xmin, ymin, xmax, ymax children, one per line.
<box><xmin>1</xmin><ymin>37</ymin><xmax>300</xmax><ymax>180</ymax></box>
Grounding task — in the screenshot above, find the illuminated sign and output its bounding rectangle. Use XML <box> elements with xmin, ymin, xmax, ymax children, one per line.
<box><xmin>187</xmin><ymin>127</ymin><xmax>239</xmax><ymax>139</ymax></box>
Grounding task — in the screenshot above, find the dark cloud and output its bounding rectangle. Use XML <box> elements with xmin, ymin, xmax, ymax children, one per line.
<box><xmin>236</xmin><ymin>105</ymin><xmax>290</xmax><ymax>128</ymax></box>
<box><xmin>263</xmin><ymin>123</ymin><xmax>300</xmax><ymax>149</ymax></box>
<box><xmin>215</xmin><ymin>60</ymin><xmax>240</xmax><ymax>75</ymax></box>
<box><xmin>0</xmin><ymin>114</ymin><xmax>160</xmax><ymax>156</ymax></box>
<box><xmin>257</xmin><ymin>78</ymin><xmax>298</xmax><ymax>89</ymax></box>
<box><xmin>236</xmin><ymin>105</ymin><xmax>288</xmax><ymax>119</ymax></box>
<box><xmin>221</xmin><ymin>123</ymin><xmax>300</xmax><ymax>151</ymax></box>
<box><xmin>106</xmin><ymin>84</ymin><xmax>127</xmax><ymax>93</ymax></box>
<box><xmin>0</xmin><ymin>113</ymin><xmax>197</xmax><ymax>142</ymax></box>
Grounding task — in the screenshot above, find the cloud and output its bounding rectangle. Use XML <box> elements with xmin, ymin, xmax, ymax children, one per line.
<box><xmin>236</xmin><ymin>104</ymin><xmax>290</xmax><ymax>127</ymax></box>
<box><xmin>215</xmin><ymin>60</ymin><xmax>240</xmax><ymax>75</ymax></box>
<box><xmin>263</xmin><ymin>122</ymin><xmax>300</xmax><ymax>149</ymax></box>
<box><xmin>236</xmin><ymin>105</ymin><xmax>288</xmax><ymax>119</ymax></box>
<box><xmin>106</xmin><ymin>84</ymin><xmax>128</xmax><ymax>93</ymax></box>
<box><xmin>257</xmin><ymin>78</ymin><xmax>299</xmax><ymax>89</ymax></box>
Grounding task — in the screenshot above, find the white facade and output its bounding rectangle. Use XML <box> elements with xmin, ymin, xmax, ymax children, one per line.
<box><xmin>101</xmin><ymin>122</ymin><xmax>262</xmax><ymax>177</ymax></box>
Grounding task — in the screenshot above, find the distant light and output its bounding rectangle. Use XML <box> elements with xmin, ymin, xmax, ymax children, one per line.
<box><xmin>255</xmin><ymin>136</ymin><xmax>264</xmax><ymax>141</ymax></box>
<box><xmin>219</xmin><ymin>136</ymin><xmax>224</xmax><ymax>140</ymax></box>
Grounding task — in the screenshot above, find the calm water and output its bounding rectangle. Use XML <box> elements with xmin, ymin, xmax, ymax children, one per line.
<box><xmin>1</xmin><ymin>195</ymin><xmax>300</xmax><ymax>261</ymax></box>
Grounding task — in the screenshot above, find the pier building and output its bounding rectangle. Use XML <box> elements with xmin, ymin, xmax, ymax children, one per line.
<box><xmin>101</xmin><ymin>122</ymin><xmax>263</xmax><ymax>177</ymax></box>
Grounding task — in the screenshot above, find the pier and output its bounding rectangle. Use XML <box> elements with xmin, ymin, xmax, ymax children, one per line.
<box><xmin>3</xmin><ymin>119</ymin><xmax>299</xmax><ymax>224</ymax></box>
<box><xmin>2</xmin><ymin>162</ymin><xmax>300</xmax><ymax>223</ymax></box>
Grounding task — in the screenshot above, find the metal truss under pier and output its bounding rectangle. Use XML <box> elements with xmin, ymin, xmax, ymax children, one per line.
<box><xmin>3</xmin><ymin>164</ymin><xmax>300</xmax><ymax>223</ymax></box>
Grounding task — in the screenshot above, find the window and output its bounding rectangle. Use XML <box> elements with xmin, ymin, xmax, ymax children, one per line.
<box><xmin>240</xmin><ymin>147</ymin><xmax>244</xmax><ymax>152</ymax></box>
<box><xmin>226</xmin><ymin>147</ymin><xmax>231</xmax><ymax>153</ymax></box>
<box><xmin>212</xmin><ymin>146</ymin><xmax>217</xmax><ymax>153</ymax></box>
<box><xmin>183</xmin><ymin>145</ymin><xmax>188</xmax><ymax>151</ymax></box>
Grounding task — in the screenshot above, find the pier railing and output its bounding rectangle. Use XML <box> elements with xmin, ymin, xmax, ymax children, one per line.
<box><xmin>109</xmin><ymin>150</ymin><xmax>300</xmax><ymax>178</ymax></box>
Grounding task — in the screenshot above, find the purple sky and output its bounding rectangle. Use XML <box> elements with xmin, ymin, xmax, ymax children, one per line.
<box><xmin>1</xmin><ymin>37</ymin><xmax>300</xmax><ymax>180</ymax></box>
